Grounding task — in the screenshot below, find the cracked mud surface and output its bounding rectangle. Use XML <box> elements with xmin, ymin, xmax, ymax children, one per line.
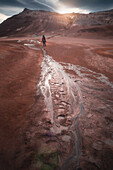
<box><xmin>0</xmin><ymin>37</ymin><xmax>113</xmax><ymax>169</ymax></box>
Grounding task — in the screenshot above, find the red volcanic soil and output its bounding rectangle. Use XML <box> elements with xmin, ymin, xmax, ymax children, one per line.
<box><xmin>0</xmin><ymin>36</ymin><xmax>113</xmax><ymax>169</ymax></box>
<box><xmin>46</xmin><ymin>37</ymin><xmax>113</xmax><ymax>169</ymax></box>
<box><xmin>0</xmin><ymin>40</ymin><xmax>43</xmax><ymax>169</ymax></box>
<box><xmin>46</xmin><ymin>37</ymin><xmax>113</xmax><ymax>81</ymax></box>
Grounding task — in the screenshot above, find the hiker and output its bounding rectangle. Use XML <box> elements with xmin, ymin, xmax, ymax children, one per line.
<box><xmin>42</xmin><ymin>35</ymin><xmax>46</xmax><ymax>47</ymax></box>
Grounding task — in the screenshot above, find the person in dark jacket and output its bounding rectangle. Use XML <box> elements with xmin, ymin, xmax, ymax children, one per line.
<box><xmin>42</xmin><ymin>35</ymin><xmax>46</xmax><ymax>46</ymax></box>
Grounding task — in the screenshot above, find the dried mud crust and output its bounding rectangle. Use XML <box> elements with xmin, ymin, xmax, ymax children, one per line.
<box><xmin>42</xmin><ymin>39</ymin><xmax>113</xmax><ymax>169</ymax></box>
<box><xmin>32</xmin><ymin>45</ymin><xmax>113</xmax><ymax>169</ymax></box>
<box><xmin>0</xmin><ymin>40</ymin><xmax>43</xmax><ymax>169</ymax></box>
<box><xmin>46</xmin><ymin>39</ymin><xmax>113</xmax><ymax>82</ymax></box>
<box><xmin>0</xmin><ymin>37</ymin><xmax>113</xmax><ymax>170</ymax></box>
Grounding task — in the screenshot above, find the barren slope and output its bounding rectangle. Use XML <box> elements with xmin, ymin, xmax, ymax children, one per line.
<box><xmin>0</xmin><ymin>8</ymin><xmax>113</xmax><ymax>38</ymax></box>
<box><xmin>0</xmin><ymin>36</ymin><xmax>113</xmax><ymax>169</ymax></box>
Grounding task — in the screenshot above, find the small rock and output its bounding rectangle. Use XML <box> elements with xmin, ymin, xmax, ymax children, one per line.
<box><xmin>67</xmin><ymin>116</ymin><xmax>72</xmax><ymax>120</ymax></box>
<box><xmin>62</xmin><ymin>135</ymin><xmax>71</xmax><ymax>142</ymax></box>
<box><xmin>104</xmin><ymin>139</ymin><xmax>113</xmax><ymax>146</ymax></box>
<box><xmin>56</xmin><ymin>94</ymin><xmax>60</xmax><ymax>98</ymax></box>
<box><xmin>93</xmin><ymin>142</ymin><xmax>103</xmax><ymax>151</ymax></box>
<box><xmin>57</xmin><ymin>116</ymin><xmax>65</xmax><ymax>120</ymax></box>
<box><xmin>57</xmin><ymin>108</ymin><xmax>65</xmax><ymax>113</ymax></box>
<box><xmin>87</xmin><ymin>114</ymin><xmax>93</xmax><ymax>118</ymax></box>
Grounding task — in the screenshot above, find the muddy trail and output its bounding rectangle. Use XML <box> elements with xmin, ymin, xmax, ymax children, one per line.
<box><xmin>31</xmin><ymin>42</ymin><xmax>113</xmax><ymax>169</ymax></box>
<box><xmin>0</xmin><ymin>38</ymin><xmax>113</xmax><ymax>170</ymax></box>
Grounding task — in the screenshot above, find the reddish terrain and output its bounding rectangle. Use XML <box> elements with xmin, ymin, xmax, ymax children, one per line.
<box><xmin>0</xmin><ymin>7</ymin><xmax>113</xmax><ymax>170</ymax></box>
<box><xmin>0</xmin><ymin>35</ymin><xmax>113</xmax><ymax>169</ymax></box>
<box><xmin>0</xmin><ymin>39</ymin><xmax>42</xmax><ymax>169</ymax></box>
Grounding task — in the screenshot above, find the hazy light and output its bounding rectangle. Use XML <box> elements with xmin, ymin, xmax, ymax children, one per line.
<box><xmin>58</xmin><ymin>7</ymin><xmax>90</xmax><ymax>14</ymax></box>
<box><xmin>0</xmin><ymin>6</ymin><xmax>23</xmax><ymax>23</ymax></box>
<box><xmin>0</xmin><ymin>13</ymin><xmax>10</xmax><ymax>23</ymax></box>
<box><xmin>34</xmin><ymin>0</ymin><xmax>57</xmax><ymax>12</ymax></box>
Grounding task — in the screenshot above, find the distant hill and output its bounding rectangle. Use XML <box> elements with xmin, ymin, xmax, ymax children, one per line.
<box><xmin>0</xmin><ymin>8</ymin><xmax>113</xmax><ymax>37</ymax></box>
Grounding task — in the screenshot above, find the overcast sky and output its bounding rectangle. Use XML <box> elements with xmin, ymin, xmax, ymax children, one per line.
<box><xmin>0</xmin><ymin>0</ymin><xmax>113</xmax><ymax>23</ymax></box>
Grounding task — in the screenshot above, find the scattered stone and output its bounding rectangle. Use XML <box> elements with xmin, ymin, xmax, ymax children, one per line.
<box><xmin>57</xmin><ymin>108</ymin><xmax>65</xmax><ymax>113</ymax></box>
<box><xmin>62</xmin><ymin>135</ymin><xmax>71</xmax><ymax>142</ymax></box>
<box><xmin>57</xmin><ymin>115</ymin><xmax>65</xmax><ymax>120</ymax></box>
<box><xmin>65</xmin><ymin>119</ymin><xmax>72</xmax><ymax>126</ymax></box>
<box><xmin>87</xmin><ymin>114</ymin><xmax>93</xmax><ymax>118</ymax></box>
<box><xmin>55</xmin><ymin>94</ymin><xmax>60</xmax><ymax>98</ymax></box>
<box><xmin>43</xmin><ymin>108</ymin><xmax>48</xmax><ymax>112</ymax></box>
<box><xmin>67</xmin><ymin>116</ymin><xmax>72</xmax><ymax>120</ymax></box>
<box><xmin>61</xmin><ymin>101</ymin><xmax>71</xmax><ymax>106</ymax></box>
<box><xmin>93</xmin><ymin>142</ymin><xmax>103</xmax><ymax>151</ymax></box>
<box><xmin>104</xmin><ymin>139</ymin><xmax>113</xmax><ymax>146</ymax></box>
<box><xmin>38</xmin><ymin>121</ymin><xmax>42</xmax><ymax>125</ymax></box>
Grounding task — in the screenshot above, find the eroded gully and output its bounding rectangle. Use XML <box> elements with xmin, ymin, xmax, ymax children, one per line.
<box><xmin>22</xmin><ymin>41</ymin><xmax>113</xmax><ymax>169</ymax></box>
<box><xmin>36</xmin><ymin>48</ymin><xmax>86</xmax><ymax>169</ymax></box>
<box><xmin>37</xmin><ymin>45</ymin><xmax>113</xmax><ymax>169</ymax></box>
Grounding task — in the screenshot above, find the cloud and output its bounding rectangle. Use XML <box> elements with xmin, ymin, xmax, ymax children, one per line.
<box><xmin>0</xmin><ymin>0</ymin><xmax>113</xmax><ymax>23</ymax></box>
<box><xmin>0</xmin><ymin>13</ymin><xmax>10</xmax><ymax>23</ymax></box>
<box><xmin>0</xmin><ymin>0</ymin><xmax>23</xmax><ymax>7</ymax></box>
<box><xmin>59</xmin><ymin>0</ymin><xmax>113</xmax><ymax>11</ymax></box>
<box><xmin>33</xmin><ymin>0</ymin><xmax>57</xmax><ymax>11</ymax></box>
<box><xmin>15</xmin><ymin>0</ymin><xmax>56</xmax><ymax>11</ymax></box>
<box><xmin>0</xmin><ymin>0</ymin><xmax>113</xmax><ymax>14</ymax></box>
<box><xmin>0</xmin><ymin>6</ymin><xmax>24</xmax><ymax>16</ymax></box>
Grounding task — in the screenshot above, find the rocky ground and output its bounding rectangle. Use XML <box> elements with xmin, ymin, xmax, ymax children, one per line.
<box><xmin>0</xmin><ymin>36</ymin><xmax>113</xmax><ymax>170</ymax></box>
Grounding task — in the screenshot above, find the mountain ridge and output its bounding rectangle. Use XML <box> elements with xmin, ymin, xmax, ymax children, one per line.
<box><xmin>0</xmin><ymin>8</ymin><xmax>113</xmax><ymax>37</ymax></box>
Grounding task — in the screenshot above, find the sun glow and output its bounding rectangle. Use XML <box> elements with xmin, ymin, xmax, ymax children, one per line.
<box><xmin>0</xmin><ymin>13</ymin><xmax>10</xmax><ymax>23</ymax></box>
<box><xmin>58</xmin><ymin>7</ymin><xmax>89</xmax><ymax>14</ymax></box>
